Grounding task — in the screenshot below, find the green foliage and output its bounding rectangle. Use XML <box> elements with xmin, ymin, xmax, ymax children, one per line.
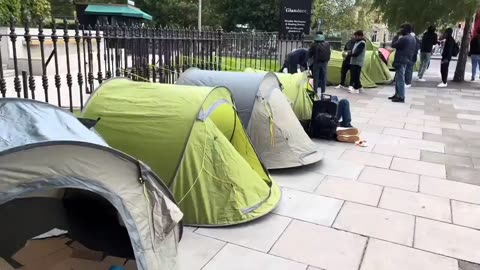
<box><xmin>50</xmin><ymin>0</ymin><xmax>74</xmax><ymax>18</ymax></box>
<box><xmin>371</xmin><ymin>0</ymin><xmax>479</xmax><ymax>32</ymax></box>
<box><xmin>312</xmin><ymin>0</ymin><xmax>375</xmax><ymax>34</ymax></box>
<box><xmin>0</xmin><ymin>0</ymin><xmax>21</xmax><ymax>25</ymax></box>
<box><xmin>135</xmin><ymin>0</ymin><xmax>280</xmax><ymax>31</ymax></box>
<box><xmin>0</xmin><ymin>0</ymin><xmax>52</xmax><ymax>25</ymax></box>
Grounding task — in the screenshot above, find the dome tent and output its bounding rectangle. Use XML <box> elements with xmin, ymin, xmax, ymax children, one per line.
<box><xmin>0</xmin><ymin>99</ymin><xmax>183</xmax><ymax>270</ymax></box>
<box><xmin>176</xmin><ymin>68</ymin><xmax>323</xmax><ymax>170</ymax></box>
<box><xmin>245</xmin><ymin>68</ymin><xmax>313</xmax><ymax>123</ymax></box>
<box><xmin>81</xmin><ymin>78</ymin><xmax>281</xmax><ymax>226</ymax></box>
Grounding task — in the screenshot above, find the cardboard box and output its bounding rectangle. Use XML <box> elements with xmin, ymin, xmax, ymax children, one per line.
<box><xmin>12</xmin><ymin>237</ymin><xmax>70</xmax><ymax>266</ymax></box>
<box><xmin>124</xmin><ymin>260</ymin><xmax>138</xmax><ymax>270</ymax></box>
<box><xmin>10</xmin><ymin>236</ymin><xmax>137</xmax><ymax>270</ymax></box>
<box><xmin>69</xmin><ymin>242</ymin><xmax>104</xmax><ymax>261</ymax></box>
<box><xmin>0</xmin><ymin>257</ymin><xmax>15</xmax><ymax>270</ymax></box>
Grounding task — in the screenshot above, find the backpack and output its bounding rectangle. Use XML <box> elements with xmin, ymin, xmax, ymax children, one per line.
<box><xmin>452</xmin><ymin>42</ymin><xmax>460</xmax><ymax>57</ymax></box>
<box><xmin>309</xmin><ymin>94</ymin><xmax>339</xmax><ymax>139</ymax></box>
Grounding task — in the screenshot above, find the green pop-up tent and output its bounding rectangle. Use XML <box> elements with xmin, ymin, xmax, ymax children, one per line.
<box><xmin>81</xmin><ymin>78</ymin><xmax>281</xmax><ymax>226</ymax></box>
<box><xmin>245</xmin><ymin>68</ymin><xmax>313</xmax><ymax>122</ymax></box>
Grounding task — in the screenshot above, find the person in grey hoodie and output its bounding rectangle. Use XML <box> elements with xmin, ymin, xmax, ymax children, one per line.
<box><xmin>347</xmin><ymin>30</ymin><xmax>366</xmax><ymax>94</ymax></box>
<box><xmin>390</xmin><ymin>23</ymin><xmax>417</xmax><ymax>103</ymax></box>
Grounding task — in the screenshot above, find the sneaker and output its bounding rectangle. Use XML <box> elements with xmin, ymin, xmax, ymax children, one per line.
<box><xmin>335</xmin><ymin>84</ymin><xmax>345</xmax><ymax>89</ymax></box>
<box><xmin>405</xmin><ymin>84</ymin><xmax>412</xmax><ymax>88</ymax></box>
<box><xmin>437</xmin><ymin>83</ymin><xmax>448</xmax><ymax>88</ymax></box>
<box><xmin>417</xmin><ymin>78</ymin><xmax>426</xmax><ymax>82</ymax></box>
<box><xmin>349</xmin><ymin>89</ymin><xmax>360</xmax><ymax>94</ymax></box>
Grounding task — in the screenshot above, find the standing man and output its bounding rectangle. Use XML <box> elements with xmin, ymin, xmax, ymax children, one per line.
<box><xmin>348</xmin><ymin>30</ymin><xmax>366</xmax><ymax>94</ymax></box>
<box><xmin>390</xmin><ymin>24</ymin><xmax>416</xmax><ymax>103</ymax></box>
<box><xmin>335</xmin><ymin>35</ymin><xmax>355</xmax><ymax>89</ymax></box>
<box><xmin>470</xmin><ymin>28</ymin><xmax>480</xmax><ymax>81</ymax></box>
<box><xmin>405</xmin><ymin>31</ymin><xmax>420</xmax><ymax>88</ymax></box>
<box><xmin>280</xmin><ymin>48</ymin><xmax>309</xmax><ymax>74</ymax></box>
<box><xmin>309</xmin><ymin>31</ymin><xmax>331</xmax><ymax>96</ymax></box>
<box><xmin>438</xmin><ymin>28</ymin><xmax>455</xmax><ymax>88</ymax></box>
<box><xmin>417</xmin><ymin>26</ymin><xmax>438</xmax><ymax>81</ymax></box>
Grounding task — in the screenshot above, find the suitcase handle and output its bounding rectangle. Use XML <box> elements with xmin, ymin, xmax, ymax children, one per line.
<box><xmin>321</xmin><ymin>94</ymin><xmax>332</xmax><ymax>101</ymax></box>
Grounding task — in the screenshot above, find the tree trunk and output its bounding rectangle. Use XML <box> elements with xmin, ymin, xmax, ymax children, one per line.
<box><xmin>453</xmin><ymin>16</ymin><xmax>473</xmax><ymax>82</ymax></box>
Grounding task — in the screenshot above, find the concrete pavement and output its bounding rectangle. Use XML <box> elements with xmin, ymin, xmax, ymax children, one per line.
<box><xmin>178</xmin><ymin>83</ymin><xmax>480</xmax><ymax>270</ymax></box>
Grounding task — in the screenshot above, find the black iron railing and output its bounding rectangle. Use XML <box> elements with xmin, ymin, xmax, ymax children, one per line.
<box><xmin>0</xmin><ymin>17</ymin><xmax>317</xmax><ymax>111</ymax></box>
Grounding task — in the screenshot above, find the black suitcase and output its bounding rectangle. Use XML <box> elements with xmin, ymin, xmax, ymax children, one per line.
<box><xmin>309</xmin><ymin>94</ymin><xmax>339</xmax><ymax>139</ymax></box>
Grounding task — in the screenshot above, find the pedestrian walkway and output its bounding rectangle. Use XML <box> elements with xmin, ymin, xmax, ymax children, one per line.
<box><xmin>178</xmin><ymin>84</ymin><xmax>480</xmax><ymax>270</ymax></box>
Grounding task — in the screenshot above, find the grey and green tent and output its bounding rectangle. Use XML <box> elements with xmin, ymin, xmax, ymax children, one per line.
<box><xmin>81</xmin><ymin>78</ymin><xmax>281</xmax><ymax>226</ymax></box>
<box><xmin>176</xmin><ymin>68</ymin><xmax>323</xmax><ymax>170</ymax></box>
<box><xmin>0</xmin><ymin>99</ymin><xmax>183</xmax><ymax>270</ymax></box>
<box><xmin>245</xmin><ymin>69</ymin><xmax>313</xmax><ymax>122</ymax></box>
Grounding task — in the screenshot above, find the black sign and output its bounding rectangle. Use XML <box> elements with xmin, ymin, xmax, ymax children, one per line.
<box><xmin>280</xmin><ymin>0</ymin><xmax>313</xmax><ymax>35</ymax></box>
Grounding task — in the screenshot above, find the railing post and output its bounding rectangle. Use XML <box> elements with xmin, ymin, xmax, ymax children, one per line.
<box><xmin>63</xmin><ymin>18</ymin><xmax>73</xmax><ymax>111</ymax></box>
<box><xmin>217</xmin><ymin>28</ymin><xmax>223</xmax><ymax>71</ymax></box>
<box><xmin>95</xmin><ymin>24</ymin><xmax>103</xmax><ymax>85</ymax></box>
<box><xmin>0</xmin><ymin>34</ymin><xmax>6</xmax><ymax>98</ymax></box>
<box><xmin>87</xmin><ymin>25</ymin><xmax>94</xmax><ymax>93</ymax></box>
<box><xmin>74</xmin><ymin>20</ymin><xmax>84</xmax><ymax>110</ymax></box>
<box><xmin>10</xmin><ymin>16</ymin><xmax>21</xmax><ymax>98</ymax></box>
<box><xmin>22</xmin><ymin>71</ymin><xmax>28</xmax><ymax>99</ymax></box>
<box><xmin>24</xmin><ymin>11</ymin><xmax>36</xmax><ymax>100</ymax></box>
<box><xmin>38</xmin><ymin>20</ymin><xmax>49</xmax><ymax>102</ymax></box>
<box><xmin>51</xmin><ymin>19</ymin><xmax>62</xmax><ymax>106</ymax></box>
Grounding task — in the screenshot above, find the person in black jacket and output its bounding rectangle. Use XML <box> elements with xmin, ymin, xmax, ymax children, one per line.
<box><xmin>390</xmin><ymin>23</ymin><xmax>416</xmax><ymax>103</ymax></box>
<box><xmin>405</xmin><ymin>32</ymin><xmax>421</xmax><ymax>88</ymax></box>
<box><xmin>470</xmin><ymin>28</ymin><xmax>480</xmax><ymax>81</ymax></box>
<box><xmin>309</xmin><ymin>31</ymin><xmax>331</xmax><ymax>95</ymax></box>
<box><xmin>418</xmin><ymin>26</ymin><xmax>438</xmax><ymax>81</ymax></box>
<box><xmin>438</xmin><ymin>28</ymin><xmax>455</xmax><ymax>88</ymax></box>
<box><xmin>280</xmin><ymin>48</ymin><xmax>309</xmax><ymax>74</ymax></box>
<box><xmin>335</xmin><ymin>36</ymin><xmax>355</xmax><ymax>89</ymax></box>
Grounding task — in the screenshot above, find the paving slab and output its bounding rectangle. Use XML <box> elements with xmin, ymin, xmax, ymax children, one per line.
<box><xmin>270</xmin><ymin>220</ymin><xmax>367</xmax><ymax>270</ymax></box>
<box><xmin>358</xmin><ymin>166</ymin><xmax>419</xmax><ymax>191</ymax></box>
<box><xmin>446</xmin><ymin>166</ymin><xmax>480</xmax><ymax>185</ymax></box>
<box><xmin>420</xmin><ymin>176</ymin><xmax>480</xmax><ymax>204</ymax></box>
<box><xmin>373</xmin><ymin>144</ymin><xmax>421</xmax><ymax>160</ymax></box>
<box><xmin>304</xmin><ymin>158</ymin><xmax>364</xmax><ymax>180</ymax></box>
<box><xmin>404</xmin><ymin>124</ymin><xmax>442</xmax><ymax>135</ymax></box>
<box><xmin>195</xmin><ymin>214</ymin><xmax>291</xmax><ymax>252</ymax></box>
<box><xmin>202</xmin><ymin>244</ymin><xmax>307</xmax><ymax>270</ymax></box>
<box><xmin>452</xmin><ymin>200</ymin><xmax>480</xmax><ymax>230</ymax></box>
<box><xmin>421</xmin><ymin>151</ymin><xmax>473</xmax><ymax>168</ymax></box>
<box><xmin>178</xmin><ymin>231</ymin><xmax>226</xmax><ymax>270</ymax></box>
<box><xmin>333</xmin><ymin>202</ymin><xmax>414</xmax><ymax>246</ymax></box>
<box><xmin>340</xmin><ymin>150</ymin><xmax>393</xmax><ymax>168</ymax></box>
<box><xmin>383</xmin><ymin>127</ymin><xmax>423</xmax><ymax>139</ymax></box>
<box><xmin>270</xmin><ymin>169</ymin><xmax>325</xmax><ymax>193</ymax></box>
<box><xmin>391</xmin><ymin>157</ymin><xmax>446</xmax><ymax>178</ymax></box>
<box><xmin>273</xmin><ymin>188</ymin><xmax>343</xmax><ymax>226</ymax></box>
<box><xmin>315</xmin><ymin>176</ymin><xmax>383</xmax><ymax>206</ymax></box>
<box><xmin>379</xmin><ymin>188</ymin><xmax>452</xmax><ymax>222</ymax></box>
<box><xmin>415</xmin><ymin>218</ymin><xmax>480</xmax><ymax>264</ymax></box>
<box><xmin>360</xmin><ymin>239</ymin><xmax>458</xmax><ymax>270</ymax></box>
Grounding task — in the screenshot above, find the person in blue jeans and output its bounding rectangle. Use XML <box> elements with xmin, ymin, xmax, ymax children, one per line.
<box><xmin>309</xmin><ymin>31</ymin><xmax>331</xmax><ymax>95</ymax></box>
<box><xmin>470</xmin><ymin>28</ymin><xmax>480</xmax><ymax>81</ymax></box>
<box><xmin>390</xmin><ymin>24</ymin><xmax>417</xmax><ymax>103</ymax></box>
<box><xmin>329</xmin><ymin>96</ymin><xmax>353</xmax><ymax>127</ymax></box>
<box><xmin>338</xmin><ymin>99</ymin><xmax>352</xmax><ymax>127</ymax></box>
